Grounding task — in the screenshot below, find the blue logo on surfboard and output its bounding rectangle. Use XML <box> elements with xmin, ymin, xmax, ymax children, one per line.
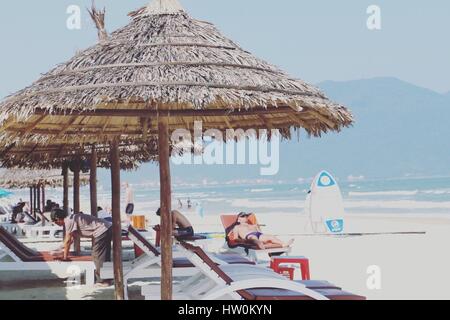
<box><xmin>326</xmin><ymin>219</ymin><xmax>344</xmax><ymax>233</ymax></box>
<box><xmin>317</xmin><ymin>172</ymin><xmax>336</xmax><ymax>187</ymax></box>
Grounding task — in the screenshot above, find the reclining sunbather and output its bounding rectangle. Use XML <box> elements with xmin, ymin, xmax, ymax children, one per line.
<box><xmin>232</xmin><ymin>212</ymin><xmax>294</xmax><ymax>250</ymax></box>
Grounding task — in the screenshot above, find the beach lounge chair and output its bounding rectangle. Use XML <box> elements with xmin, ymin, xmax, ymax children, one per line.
<box><xmin>1</xmin><ymin>211</ymin><xmax>62</xmax><ymax>240</ymax></box>
<box><xmin>101</xmin><ymin>226</ymin><xmax>255</xmax><ymax>299</ymax></box>
<box><xmin>0</xmin><ymin>204</ymin><xmax>12</xmax><ymax>216</ymax></box>
<box><xmin>153</xmin><ymin>225</ymin><xmax>207</xmax><ymax>247</ymax></box>
<box><xmin>141</xmin><ymin>242</ymin><xmax>366</xmax><ymax>300</ymax></box>
<box><xmin>0</xmin><ymin>226</ymin><xmax>95</xmax><ymax>286</ymax></box>
<box><xmin>1</xmin><ymin>221</ymin><xmax>62</xmax><ymax>240</ymax></box>
<box><xmin>23</xmin><ymin>213</ymin><xmax>62</xmax><ymax>239</ymax></box>
<box><xmin>220</xmin><ymin>214</ymin><xmax>291</xmax><ymax>261</ymax></box>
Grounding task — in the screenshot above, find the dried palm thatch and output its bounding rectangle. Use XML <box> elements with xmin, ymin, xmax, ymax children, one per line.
<box><xmin>0</xmin><ymin>168</ymin><xmax>90</xmax><ymax>189</ymax></box>
<box><xmin>88</xmin><ymin>1</ymin><xmax>108</xmax><ymax>43</ymax></box>
<box><xmin>0</xmin><ymin>139</ymin><xmax>158</xmax><ymax>170</ymax></box>
<box><xmin>0</xmin><ymin>0</ymin><xmax>353</xmax><ymax>147</ymax></box>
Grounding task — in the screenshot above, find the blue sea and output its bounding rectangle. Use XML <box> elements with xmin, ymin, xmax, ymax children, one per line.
<box><xmin>6</xmin><ymin>176</ymin><xmax>450</xmax><ymax>216</ymax></box>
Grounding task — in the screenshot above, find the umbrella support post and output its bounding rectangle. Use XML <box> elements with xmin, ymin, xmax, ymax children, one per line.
<box><xmin>62</xmin><ymin>163</ymin><xmax>69</xmax><ymax>215</ymax></box>
<box><xmin>36</xmin><ymin>184</ymin><xmax>41</xmax><ymax>213</ymax></box>
<box><xmin>158</xmin><ymin>117</ymin><xmax>173</xmax><ymax>300</ymax></box>
<box><xmin>29</xmin><ymin>187</ymin><xmax>33</xmax><ymax>217</ymax></box>
<box><xmin>73</xmin><ymin>159</ymin><xmax>81</xmax><ymax>214</ymax></box>
<box><xmin>41</xmin><ymin>185</ymin><xmax>45</xmax><ymax>213</ymax></box>
<box><xmin>90</xmin><ymin>146</ymin><xmax>98</xmax><ymax>217</ymax></box>
<box><xmin>110</xmin><ymin>138</ymin><xmax>125</xmax><ymax>300</ymax></box>
<box><xmin>73</xmin><ymin>159</ymin><xmax>81</xmax><ymax>254</ymax></box>
<box><xmin>33</xmin><ymin>186</ymin><xmax>37</xmax><ymax>219</ymax></box>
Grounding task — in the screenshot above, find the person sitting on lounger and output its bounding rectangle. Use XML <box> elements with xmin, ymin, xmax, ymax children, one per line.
<box><xmin>51</xmin><ymin>209</ymin><xmax>112</xmax><ymax>286</ymax></box>
<box><xmin>43</xmin><ymin>200</ymin><xmax>57</xmax><ymax>213</ymax></box>
<box><xmin>11</xmin><ymin>202</ymin><xmax>26</xmax><ymax>223</ymax></box>
<box><xmin>156</xmin><ymin>208</ymin><xmax>194</xmax><ymax>238</ymax></box>
<box><xmin>97</xmin><ymin>206</ymin><xmax>112</xmax><ymax>222</ymax></box>
<box><xmin>232</xmin><ymin>212</ymin><xmax>294</xmax><ymax>250</ymax></box>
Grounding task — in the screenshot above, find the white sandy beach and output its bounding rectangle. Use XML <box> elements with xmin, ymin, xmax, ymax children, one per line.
<box><xmin>1</xmin><ymin>211</ymin><xmax>450</xmax><ymax>300</ymax></box>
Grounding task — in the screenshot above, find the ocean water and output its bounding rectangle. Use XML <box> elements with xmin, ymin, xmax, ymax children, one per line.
<box><xmin>4</xmin><ymin>176</ymin><xmax>450</xmax><ymax>217</ymax></box>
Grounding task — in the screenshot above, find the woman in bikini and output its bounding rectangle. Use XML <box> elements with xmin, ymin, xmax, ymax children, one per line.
<box><xmin>232</xmin><ymin>212</ymin><xmax>294</xmax><ymax>250</ymax></box>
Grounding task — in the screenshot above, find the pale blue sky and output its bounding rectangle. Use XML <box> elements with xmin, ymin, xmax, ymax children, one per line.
<box><xmin>0</xmin><ymin>0</ymin><xmax>449</xmax><ymax>98</ymax></box>
<box><xmin>0</xmin><ymin>1</ymin><xmax>449</xmax><ymax>184</ymax></box>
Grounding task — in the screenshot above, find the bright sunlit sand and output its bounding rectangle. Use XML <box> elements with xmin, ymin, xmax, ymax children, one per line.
<box><xmin>2</xmin><ymin>210</ymin><xmax>449</xmax><ymax>300</ymax></box>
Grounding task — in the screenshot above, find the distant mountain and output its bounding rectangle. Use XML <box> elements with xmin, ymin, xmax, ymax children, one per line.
<box><xmin>312</xmin><ymin>77</ymin><xmax>450</xmax><ymax>178</ymax></box>
<box><xmin>101</xmin><ymin>77</ymin><xmax>450</xmax><ymax>185</ymax></box>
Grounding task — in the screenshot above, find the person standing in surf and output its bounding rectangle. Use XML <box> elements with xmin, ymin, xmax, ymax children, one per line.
<box><xmin>124</xmin><ymin>182</ymin><xmax>134</xmax><ymax>216</ymax></box>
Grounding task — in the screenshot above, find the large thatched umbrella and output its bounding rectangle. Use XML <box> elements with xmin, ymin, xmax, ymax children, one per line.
<box><xmin>0</xmin><ymin>0</ymin><xmax>353</xmax><ymax>300</ymax></box>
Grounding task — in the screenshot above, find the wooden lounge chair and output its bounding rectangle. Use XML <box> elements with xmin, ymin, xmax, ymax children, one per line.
<box><xmin>220</xmin><ymin>214</ymin><xmax>291</xmax><ymax>261</ymax></box>
<box><xmin>0</xmin><ymin>226</ymin><xmax>95</xmax><ymax>286</ymax></box>
<box><xmin>100</xmin><ymin>226</ymin><xmax>255</xmax><ymax>299</ymax></box>
<box><xmin>142</xmin><ymin>242</ymin><xmax>366</xmax><ymax>300</ymax></box>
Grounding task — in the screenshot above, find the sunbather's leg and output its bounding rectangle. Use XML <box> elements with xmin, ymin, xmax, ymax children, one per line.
<box><xmin>259</xmin><ymin>234</ymin><xmax>295</xmax><ymax>248</ymax></box>
<box><xmin>246</xmin><ymin>235</ymin><xmax>266</xmax><ymax>250</ymax></box>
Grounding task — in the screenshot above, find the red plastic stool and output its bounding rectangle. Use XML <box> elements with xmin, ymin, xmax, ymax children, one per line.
<box><xmin>134</xmin><ymin>244</ymin><xmax>145</xmax><ymax>257</ymax></box>
<box><xmin>277</xmin><ymin>267</ymin><xmax>295</xmax><ymax>280</ymax></box>
<box><xmin>123</xmin><ymin>233</ymin><xmax>146</xmax><ymax>258</ymax></box>
<box><xmin>270</xmin><ymin>256</ymin><xmax>311</xmax><ymax>280</ymax></box>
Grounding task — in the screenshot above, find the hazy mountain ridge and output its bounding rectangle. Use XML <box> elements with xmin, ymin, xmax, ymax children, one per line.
<box><xmin>312</xmin><ymin>77</ymin><xmax>450</xmax><ymax>178</ymax></box>
<box><xmin>102</xmin><ymin>77</ymin><xmax>450</xmax><ymax>185</ymax></box>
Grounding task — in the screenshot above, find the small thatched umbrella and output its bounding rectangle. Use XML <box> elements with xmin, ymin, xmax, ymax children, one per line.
<box><xmin>0</xmin><ymin>168</ymin><xmax>89</xmax><ymax>215</ymax></box>
<box><xmin>0</xmin><ymin>0</ymin><xmax>353</xmax><ymax>300</ymax></box>
<box><xmin>0</xmin><ymin>140</ymin><xmax>157</xmax><ymax>228</ymax></box>
<box><xmin>0</xmin><ymin>168</ymin><xmax>89</xmax><ymax>189</ymax></box>
<box><xmin>0</xmin><ymin>140</ymin><xmax>157</xmax><ymax>171</ymax></box>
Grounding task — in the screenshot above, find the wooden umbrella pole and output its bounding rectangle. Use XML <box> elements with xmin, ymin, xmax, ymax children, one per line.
<box><xmin>73</xmin><ymin>158</ymin><xmax>81</xmax><ymax>254</ymax></box>
<box><xmin>33</xmin><ymin>186</ymin><xmax>37</xmax><ymax>218</ymax></box>
<box><xmin>158</xmin><ymin>117</ymin><xmax>173</xmax><ymax>300</ymax></box>
<box><xmin>90</xmin><ymin>146</ymin><xmax>98</xmax><ymax>217</ymax></box>
<box><xmin>62</xmin><ymin>163</ymin><xmax>69</xmax><ymax>214</ymax></box>
<box><xmin>73</xmin><ymin>159</ymin><xmax>81</xmax><ymax>214</ymax></box>
<box><xmin>110</xmin><ymin>137</ymin><xmax>125</xmax><ymax>300</ymax></box>
<box><xmin>29</xmin><ymin>187</ymin><xmax>33</xmax><ymax>217</ymax></box>
<box><xmin>41</xmin><ymin>185</ymin><xmax>46</xmax><ymax>213</ymax></box>
<box><xmin>36</xmin><ymin>183</ymin><xmax>41</xmax><ymax>212</ymax></box>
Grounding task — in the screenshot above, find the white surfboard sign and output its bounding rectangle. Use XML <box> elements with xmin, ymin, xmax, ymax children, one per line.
<box><xmin>307</xmin><ymin>171</ymin><xmax>345</xmax><ymax>233</ymax></box>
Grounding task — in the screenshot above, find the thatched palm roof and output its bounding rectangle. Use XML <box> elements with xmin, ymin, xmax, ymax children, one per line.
<box><xmin>0</xmin><ymin>140</ymin><xmax>158</xmax><ymax>170</ymax></box>
<box><xmin>0</xmin><ymin>169</ymin><xmax>90</xmax><ymax>189</ymax></box>
<box><xmin>0</xmin><ymin>0</ymin><xmax>353</xmax><ymax>147</ymax></box>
